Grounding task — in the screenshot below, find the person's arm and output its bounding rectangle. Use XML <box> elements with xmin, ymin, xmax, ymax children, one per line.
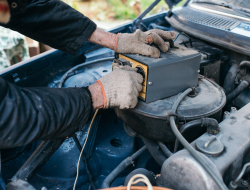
<box><xmin>0</xmin><ymin>77</ymin><xmax>95</xmax><ymax>149</ymax></box>
<box><xmin>1</xmin><ymin>0</ymin><xmax>96</xmax><ymax>55</ymax></box>
<box><xmin>0</xmin><ymin>64</ymin><xmax>142</xmax><ymax>148</ymax></box>
<box><xmin>88</xmin><ymin>28</ymin><xmax>117</xmax><ymax>50</ymax></box>
<box><xmin>88</xmin><ymin>28</ymin><xmax>176</xmax><ymax>58</ymax></box>
<box><xmin>2</xmin><ymin>0</ymin><xmax>175</xmax><ymax>57</ymax></box>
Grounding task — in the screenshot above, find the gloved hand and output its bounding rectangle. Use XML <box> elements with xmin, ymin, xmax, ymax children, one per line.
<box><xmin>115</xmin><ymin>29</ymin><xmax>176</xmax><ymax>58</ymax></box>
<box><xmin>97</xmin><ymin>65</ymin><xmax>143</xmax><ymax>109</ymax></box>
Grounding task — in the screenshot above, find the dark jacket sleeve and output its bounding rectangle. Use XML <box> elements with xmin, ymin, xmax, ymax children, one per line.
<box><xmin>1</xmin><ymin>0</ymin><xmax>97</xmax><ymax>55</ymax></box>
<box><xmin>0</xmin><ymin>77</ymin><xmax>93</xmax><ymax>149</ymax></box>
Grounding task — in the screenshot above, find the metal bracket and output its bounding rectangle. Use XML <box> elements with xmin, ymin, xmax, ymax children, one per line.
<box><xmin>129</xmin><ymin>0</ymin><xmax>161</xmax><ymax>33</ymax></box>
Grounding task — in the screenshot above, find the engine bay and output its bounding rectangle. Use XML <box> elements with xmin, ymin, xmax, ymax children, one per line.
<box><xmin>1</xmin><ymin>1</ymin><xmax>250</xmax><ymax>190</ymax></box>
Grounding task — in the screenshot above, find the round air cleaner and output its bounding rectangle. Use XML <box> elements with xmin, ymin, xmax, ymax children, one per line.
<box><xmin>115</xmin><ymin>77</ymin><xmax>226</xmax><ymax>142</ymax></box>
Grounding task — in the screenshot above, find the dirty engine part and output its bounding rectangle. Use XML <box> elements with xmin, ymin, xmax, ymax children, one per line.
<box><xmin>116</xmin><ymin>76</ymin><xmax>226</xmax><ymax>142</ymax></box>
<box><xmin>158</xmin><ymin>102</ymin><xmax>250</xmax><ymax>190</ymax></box>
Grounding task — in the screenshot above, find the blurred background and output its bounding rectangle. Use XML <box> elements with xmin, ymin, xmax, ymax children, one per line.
<box><xmin>0</xmin><ymin>0</ymin><xmax>184</xmax><ymax>71</ymax></box>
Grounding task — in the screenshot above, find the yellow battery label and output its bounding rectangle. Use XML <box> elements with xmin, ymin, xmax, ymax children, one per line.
<box><xmin>118</xmin><ymin>54</ymin><xmax>148</xmax><ymax>99</ymax></box>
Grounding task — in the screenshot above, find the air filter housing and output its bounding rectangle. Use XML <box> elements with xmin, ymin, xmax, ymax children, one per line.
<box><xmin>115</xmin><ymin>77</ymin><xmax>226</xmax><ymax>142</ymax></box>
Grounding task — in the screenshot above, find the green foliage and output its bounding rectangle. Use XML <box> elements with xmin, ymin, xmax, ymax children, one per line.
<box><xmin>107</xmin><ymin>0</ymin><xmax>137</xmax><ymax>20</ymax></box>
<box><xmin>107</xmin><ymin>0</ymin><xmax>185</xmax><ymax>20</ymax></box>
<box><xmin>65</xmin><ymin>0</ymin><xmax>186</xmax><ymax>21</ymax></box>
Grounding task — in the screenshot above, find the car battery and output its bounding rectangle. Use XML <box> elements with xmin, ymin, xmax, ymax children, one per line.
<box><xmin>113</xmin><ymin>45</ymin><xmax>201</xmax><ymax>103</ymax></box>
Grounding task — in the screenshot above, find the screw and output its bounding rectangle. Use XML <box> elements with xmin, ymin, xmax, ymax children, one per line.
<box><xmin>241</xmin><ymin>180</ymin><xmax>248</xmax><ymax>186</ymax></box>
<box><xmin>230</xmin><ymin>107</ymin><xmax>237</xmax><ymax>114</ymax></box>
<box><xmin>148</xmin><ymin>82</ymin><xmax>152</xmax><ymax>85</ymax></box>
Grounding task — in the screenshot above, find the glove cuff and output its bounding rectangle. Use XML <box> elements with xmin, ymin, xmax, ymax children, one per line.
<box><xmin>96</xmin><ymin>80</ymin><xmax>108</xmax><ymax>108</ymax></box>
<box><xmin>114</xmin><ymin>33</ymin><xmax>120</xmax><ymax>52</ymax></box>
<box><xmin>0</xmin><ymin>1</ymin><xmax>10</xmax><ymax>24</ymax></box>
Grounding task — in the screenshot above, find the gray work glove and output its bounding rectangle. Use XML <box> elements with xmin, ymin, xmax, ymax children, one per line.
<box><xmin>116</xmin><ymin>29</ymin><xmax>176</xmax><ymax>58</ymax></box>
<box><xmin>97</xmin><ymin>65</ymin><xmax>143</xmax><ymax>109</ymax></box>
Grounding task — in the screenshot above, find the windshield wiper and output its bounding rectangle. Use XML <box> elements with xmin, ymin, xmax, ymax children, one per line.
<box><xmin>192</xmin><ymin>0</ymin><xmax>250</xmax><ymax>18</ymax></box>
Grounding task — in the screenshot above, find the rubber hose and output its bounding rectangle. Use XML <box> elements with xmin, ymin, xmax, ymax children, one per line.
<box><xmin>58</xmin><ymin>57</ymin><xmax>114</xmax><ymax>88</ymax></box>
<box><xmin>157</xmin><ymin>142</ymin><xmax>173</xmax><ymax>157</ymax></box>
<box><xmin>226</xmin><ymin>80</ymin><xmax>249</xmax><ymax>103</ymax></box>
<box><xmin>148</xmin><ymin>23</ymin><xmax>170</xmax><ymax>31</ymax></box>
<box><xmin>174</xmin><ymin>118</ymin><xmax>219</xmax><ymax>152</ymax></box>
<box><xmin>124</xmin><ymin>168</ymin><xmax>156</xmax><ymax>186</ymax></box>
<box><xmin>101</xmin><ymin>146</ymin><xmax>147</xmax><ymax>189</ymax></box>
<box><xmin>170</xmin><ymin>88</ymin><xmax>228</xmax><ymax>190</ymax></box>
<box><xmin>174</xmin><ymin>119</ymin><xmax>202</xmax><ymax>153</ymax></box>
<box><xmin>140</xmin><ymin>136</ymin><xmax>168</xmax><ymax>166</ymax></box>
<box><xmin>223</xmin><ymin>63</ymin><xmax>239</xmax><ymax>95</ymax></box>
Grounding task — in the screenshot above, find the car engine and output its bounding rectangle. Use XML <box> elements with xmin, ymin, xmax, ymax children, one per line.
<box><xmin>1</xmin><ymin>1</ymin><xmax>250</xmax><ymax>190</ymax></box>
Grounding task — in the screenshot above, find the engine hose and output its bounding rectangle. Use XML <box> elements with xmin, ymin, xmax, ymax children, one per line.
<box><xmin>170</xmin><ymin>88</ymin><xmax>228</xmax><ymax>190</ymax></box>
<box><xmin>57</xmin><ymin>57</ymin><xmax>114</xmax><ymax>88</ymax></box>
<box><xmin>124</xmin><ymin>168</ymin><xmax>156</xmax><ymax>186</ymax></box>
<box><xmin>157</xmin><ymin>142</ymin><xmax>173</xmax><ymax>157</ymax></box>
<box><xmin>173</xmin><ymin>119</ymin><xmax>202</xmax><ymax>153</ymax></box>
<box><xmin>223</xmin><ymin>63</ymin><xmax>239</xmax><ymax>95</ymax></box>
<box><xmin>101</xmin><ymin>146</ymin><xmax>147</xmax><ymax>189</ymax></box>
<box><xmin>140</xmin><ymin>136</ymin><xmax>168</xmax><ymax>166</ymax></box>
<box><xmin>174</xmin><ymin>118</ymin><xmax>220</xmax><ymax>153</ymax></box>
<box><xmin>226</xmin><ymin>80</ymin><xmax>249</xmax><ymax>103</ymax></box>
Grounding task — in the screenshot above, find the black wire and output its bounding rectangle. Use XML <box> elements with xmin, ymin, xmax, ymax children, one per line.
<box><xmin>174</xmin><ymin>32</ymin><xmax>193</xmax><ymax>48</ymax></box>
<box><xmin>73</xmin><ymin>137</ymin><xmax>96</xmax><ymax>190</ymax></box>
<box><xmin>57</xmin><ymin>57</ymin><xmax>114</xmax><ymax>88</ymax></box>
<box><xmin>1</xmin><ymin>145</ymin><xmax>29</xmax><ymax>163</ymax></box>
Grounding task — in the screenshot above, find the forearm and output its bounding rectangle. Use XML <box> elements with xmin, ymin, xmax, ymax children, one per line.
<box><xmin>88</xmin><ymin>82</ymin><xmax>105</xmax><ymax>109</ymax></box>
<box><xmin>2</xmin><ymin>0</ymin><xmax>96</xmax><ymax>55</ymax></box>
<box><xmin>88</xmin><ymin>28</ymin><xmax>117</xmax><ymax>51</ymax></box>
<box><xmin>0</xmin><ymin>77</ymin><xmax>92</xmax><ymax>148</ymax></box>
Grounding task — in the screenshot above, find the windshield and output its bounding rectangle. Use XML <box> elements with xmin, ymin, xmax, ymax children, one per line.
<box><xmin>193</xmin><ymin>0</ymin><xmax>250</xmax><ymax>11</ymax></box>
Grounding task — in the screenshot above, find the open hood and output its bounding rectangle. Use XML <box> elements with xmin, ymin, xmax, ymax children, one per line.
<box><xmin>164</xmin><ymin>0</ymin><xmax>183</xmax><ymax>9</ymax></box>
